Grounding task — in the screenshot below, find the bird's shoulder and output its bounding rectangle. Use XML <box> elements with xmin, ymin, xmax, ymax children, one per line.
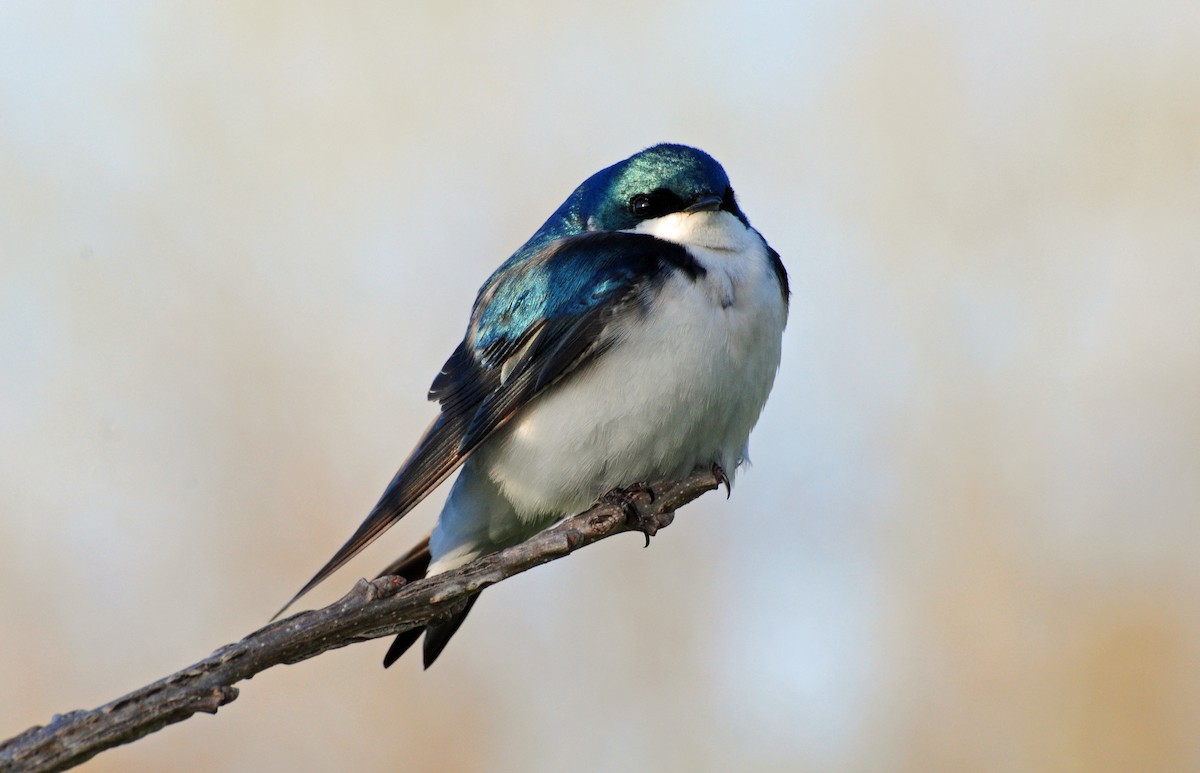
<box><xmin>471</xmin><ymin>231</ymin><xmax>699</xmax><ymax>361</ymax></box>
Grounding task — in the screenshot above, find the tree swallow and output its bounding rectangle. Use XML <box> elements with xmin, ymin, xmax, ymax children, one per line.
<box><xmin>279</xmin><ymin>143</ymin><xmax>789</xmax><ymax>668</ymax></box>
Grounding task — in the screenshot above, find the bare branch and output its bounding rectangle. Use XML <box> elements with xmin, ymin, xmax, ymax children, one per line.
<box><xmin>0</xmin><ymin>470</ymin><xmax>720</xmax><ymax>773</ymax></box>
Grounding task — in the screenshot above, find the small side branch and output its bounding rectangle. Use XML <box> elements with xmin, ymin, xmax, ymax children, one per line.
<box><xmin>0</xmin><ymin>469</ymin><xmax>719</xmax><ymax>773</ymax></box>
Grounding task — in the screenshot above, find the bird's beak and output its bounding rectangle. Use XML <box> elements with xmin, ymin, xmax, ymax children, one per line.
<box><xmin>684</xmin><ymin>195</ymin><xmax>722</xmax><ymax>213</ymax></box>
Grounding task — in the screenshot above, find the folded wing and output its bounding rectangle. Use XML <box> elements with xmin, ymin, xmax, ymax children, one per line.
<box><xmin>275</xmin><ymin>231</ymin><xmax>698</xmax><ymax>616</ymax></box>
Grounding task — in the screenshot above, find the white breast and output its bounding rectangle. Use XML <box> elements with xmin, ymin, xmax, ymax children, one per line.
<box><xmin>474</xmin><ymin>210</ymin><xmax>787</xmax><ymax>520</ymax></box>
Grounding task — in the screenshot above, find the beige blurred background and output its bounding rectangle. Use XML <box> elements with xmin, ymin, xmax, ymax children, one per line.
<box><xmin>2</xmin><ymin>2</ymin><xmax>1198</xmax><ymax>771</ymax></box>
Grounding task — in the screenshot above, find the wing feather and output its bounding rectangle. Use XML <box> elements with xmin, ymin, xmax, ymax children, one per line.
<box><xmin>275</xmin><ymin>231</ymin><xmax>693</xmax><ymax>616</ymax></box>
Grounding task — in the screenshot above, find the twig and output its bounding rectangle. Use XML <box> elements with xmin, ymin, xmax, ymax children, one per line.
<box><xmin>0</xmin><ymin>469</ymin><xmax>719</xmax><ymax>773</ymax></box>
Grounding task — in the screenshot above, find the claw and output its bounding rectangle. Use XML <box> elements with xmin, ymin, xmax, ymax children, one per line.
<box><xmin>712</xmin><ymin>463</ymin><xmax>731</xmax><ymax>498</ymax></box>
<box><xmin>602</xmin><ymin>482</ymin><xmax>658</xmax><ymax>547</ymax></box>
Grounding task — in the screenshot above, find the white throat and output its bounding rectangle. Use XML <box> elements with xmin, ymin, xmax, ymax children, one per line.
<box><xmin>629</xmin><ymin>210</ymin><xmax>757</xmax><ymax>253</ymax></box>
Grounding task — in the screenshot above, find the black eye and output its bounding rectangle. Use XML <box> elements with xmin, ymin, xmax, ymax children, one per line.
<box><xmin>628</xmin><ymin>188</ymin><xmax>684</xmax><ymax>219</ymax></box>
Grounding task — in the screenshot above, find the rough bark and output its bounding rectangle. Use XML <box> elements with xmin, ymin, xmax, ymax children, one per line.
<box><xmin>0</xmin><ymin>470</ymin><xmax>720</xmax><ymax>773</ymax></box>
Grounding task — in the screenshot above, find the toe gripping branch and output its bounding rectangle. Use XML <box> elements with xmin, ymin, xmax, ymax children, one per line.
<box><xmin>712</xmin><ymin>463</ymin><xmax>731</xmax><ymax>498</ymax></box>
<box><xmin>604</xmin><ymin>464</ymin><xmax>728</xmax><ymax>548</ymax></box>
<box><xmin>602</xmin><ymin>482</ymin><xmax>660</xmax><ymax>547</ymax></box>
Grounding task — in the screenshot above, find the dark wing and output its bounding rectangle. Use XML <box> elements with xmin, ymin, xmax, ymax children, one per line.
<box><xmin>275</xmin><ymin>231</ymin><xmax>698</xmax><ymax>617</ymax></box>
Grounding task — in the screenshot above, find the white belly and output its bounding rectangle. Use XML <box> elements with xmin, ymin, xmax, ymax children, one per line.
<box><xmin>475</xmin><ymin>220</ymin><xmax>787</xmax><ymax>520</ymax></box>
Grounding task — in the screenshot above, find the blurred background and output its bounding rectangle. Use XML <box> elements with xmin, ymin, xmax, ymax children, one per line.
<box><xmin>2</xmin><ymin>1</ymin><xmax>1198</xmax><ymax>771</ymax></box>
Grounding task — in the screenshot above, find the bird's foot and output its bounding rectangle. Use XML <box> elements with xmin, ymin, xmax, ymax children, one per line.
<box><xmin>603</xmin><ymin>482</ymin><xmax>658</xmax><ymax>547</ymax></box>
<box><xmin>712</xmin><ymin>463</ymin><xmax>731</xmax><ymax>498</ymax></box>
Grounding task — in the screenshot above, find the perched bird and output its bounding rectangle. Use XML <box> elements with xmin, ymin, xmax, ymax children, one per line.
<box><xmin>278</xmin><ymin>143</ymin><xmax>789</xmax><ymax>668</ymax></box>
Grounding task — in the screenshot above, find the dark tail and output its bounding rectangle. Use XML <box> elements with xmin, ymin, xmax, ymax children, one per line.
<box><xmin>376</xmin><ymin>535</ymin><xmax>480</xmax><ymax>669</ymax></box>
